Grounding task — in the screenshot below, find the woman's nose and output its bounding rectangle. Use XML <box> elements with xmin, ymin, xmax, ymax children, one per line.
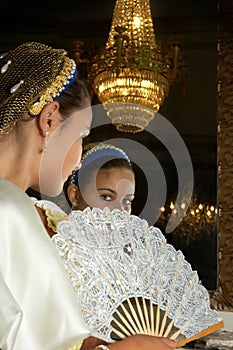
<box><xmin>114</xmin><ymin>200</ymin><xmax>127</xmax><ymax>212</ymax></box>
<box><xmin>111</xmin><ymin>200</ymin><xmax>123</xmax><ymax>211</ymax></box>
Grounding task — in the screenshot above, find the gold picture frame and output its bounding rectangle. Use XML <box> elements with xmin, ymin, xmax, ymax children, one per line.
<box><xmin>209</xmin><ymin>0</ymin><xmax>233</xmax><ymax>310</ymax></box>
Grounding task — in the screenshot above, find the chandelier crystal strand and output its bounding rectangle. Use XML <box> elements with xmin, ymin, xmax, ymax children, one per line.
<box><xmin>106</xmin><ymin>0</ymin><xmax>157</xmax><ymax>49</ymax></box>
<box><xmin>89</xmin><ymin>0</ymin><xmax>180</xmax><ymax>133</ymax></box>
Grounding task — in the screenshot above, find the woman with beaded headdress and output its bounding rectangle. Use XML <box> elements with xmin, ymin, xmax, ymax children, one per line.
<box><xmin>0</xmin><ymin>41</ymin><xmax>92</xmax><ymax>350</ymax></box>
<box><xmin>0</xmin><ymin>42</ymin><xmax>177</xmax><ymax>350</ymax></box>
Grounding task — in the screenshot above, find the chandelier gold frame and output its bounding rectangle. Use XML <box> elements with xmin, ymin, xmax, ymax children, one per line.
<box><xmin>88</xmin><ymin>0</ymin><xmax>183</xmax><ymax>133</ymax></box>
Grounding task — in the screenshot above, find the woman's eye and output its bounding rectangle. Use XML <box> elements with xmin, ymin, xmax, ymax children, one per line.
<box><xmin>100</xmin><ymin>194</ymin><xmax>112</xmax><ymax>201</ymax></box>
<box><xmin>123</xmin><ymin>198</ymin><xmax>133</xmax><ymax>207</ymax></box>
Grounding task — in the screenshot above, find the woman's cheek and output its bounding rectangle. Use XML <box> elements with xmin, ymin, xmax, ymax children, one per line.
<box><xmin>62</xmin><ymin>139</ymin><xmax>83</xmax><ymax>180</ymax></box>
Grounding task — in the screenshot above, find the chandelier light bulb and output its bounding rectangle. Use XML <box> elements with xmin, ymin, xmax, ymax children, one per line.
<box><xmin>133</xmin><ymin>16</ymin><xmax>142</xmax><ymax>29</ymax></box>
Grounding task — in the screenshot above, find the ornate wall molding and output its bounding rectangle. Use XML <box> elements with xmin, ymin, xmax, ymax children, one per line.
<box><xmin>210</xmin><ymin>0</ymin><xmax>233</xmax><ymax>310</ymax></box>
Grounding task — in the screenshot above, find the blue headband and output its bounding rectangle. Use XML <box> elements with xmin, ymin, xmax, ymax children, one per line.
<box><xmin>69</xmin><ymin>143</ymin><xmax>130</xmax><ymax>185</ymax></box>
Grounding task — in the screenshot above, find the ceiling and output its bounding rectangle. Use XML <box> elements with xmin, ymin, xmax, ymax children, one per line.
<box><xmin>0</xmin><ymin>0</ymin><xmax>216</xmax><ymax>49</ymax></box>
<box><xmin>1</xmin><ymin>0</ymin><xmax>216</xmax><ymax>21</ymax></box>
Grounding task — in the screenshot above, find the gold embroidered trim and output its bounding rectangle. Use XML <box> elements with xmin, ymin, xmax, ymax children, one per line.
<box><xmin>45</xmin><ymin>208</ymin><xmax>68</xmax><ymax>233</ymax></box>
<box><xmin>68</xmin><ymin>340</ymin><xmax>83</xmax><ymax>350</ymax></box>
<box><xmin>29</xmin><ymin>57</ymin><xmax>76</xmax><ymax>115</ymax></box>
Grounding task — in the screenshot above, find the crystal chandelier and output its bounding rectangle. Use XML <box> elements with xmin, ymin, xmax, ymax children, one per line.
<box><xmin>89</xmin><ymin>0</ymin><xmax>182</xmax><ymax>133</ymax></box>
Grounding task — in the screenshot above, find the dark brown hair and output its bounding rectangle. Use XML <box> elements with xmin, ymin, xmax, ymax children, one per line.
<box><xmin>56</xmin><ymin>78</ymin><xmax>91</xmax><ymax>119</ymax></box>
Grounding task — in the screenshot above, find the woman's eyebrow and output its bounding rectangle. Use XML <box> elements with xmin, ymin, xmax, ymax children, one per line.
<box><xmin>97</xmin><ymin>187</ymin><xmax>116</xmax><ymax>194</ymax></box>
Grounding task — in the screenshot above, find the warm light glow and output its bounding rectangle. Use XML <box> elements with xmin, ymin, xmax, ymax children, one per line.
<box><xmin>158</xmin><ymin>196</ymin><xmax>217</xmax><ymax>239</ymax></box>
<box><xmin>133</xmin><ymin>16</ymin><xmax>142</xmax><ymax>29</ymax></box>
<box><xmin>99</xmin><ymin>84</ymin><xmax>105</xmax><ymax>93</ymax></box>
<box><xmin>141</xmin><ymin>79</ymin><xmax>152</xmax><ymax>88</ymax></box>
<box><xmin>117</xmin><ymin>79</ymin><xmax>124</xmax><ymax>86</ymax></box>
<box><xmin>89</xmin><ymin>0</ymin><xmax>181</xmax><ymax>133</ymax></box>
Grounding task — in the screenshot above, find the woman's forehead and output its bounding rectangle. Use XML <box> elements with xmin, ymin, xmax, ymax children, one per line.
<box><xmin>97</xmin><ymin>168</ymin><xmax>135</xmax><ymax>187</ymax></box>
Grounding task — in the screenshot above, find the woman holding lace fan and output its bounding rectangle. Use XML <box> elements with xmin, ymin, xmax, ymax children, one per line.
<box><xmin>0</xmin><ymin>41</ymin><xmax>178</xmax><ymax>350</ymax></box>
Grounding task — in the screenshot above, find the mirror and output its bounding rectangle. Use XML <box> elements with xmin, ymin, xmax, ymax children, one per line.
<box><xmin>75</xmin><ymin>0</ymin><xmax>227</xmax><ymax>307</ymax></box>
<box><xmin>82</xmin><ymin>0</ymin><xmax>233</xmax><ymax>312</ymax></box>
<box><xmin>4</xmin><ymin>0</ymin><xmax>231</xmax><ymax>312</ymax></box>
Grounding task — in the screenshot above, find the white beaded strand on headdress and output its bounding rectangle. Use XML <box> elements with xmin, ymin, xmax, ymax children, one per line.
<box><xmin>82</xmin><ymin>143</ymin><xmax>130</xmax><ymax>163</ymax></box>
<box><xmin>69</xmin><ymin>143</ymin><xmax>131</xmax><ymax>185</ymax></box>
<box><xmin>0</xmin><ymin>42</ymin><xmax>78</xmax><ymax>138</ymax></box>
<box><xmin>1</xmin><ymin>60</ymin><xmax>11</xmax><ymax>74</ymax></box>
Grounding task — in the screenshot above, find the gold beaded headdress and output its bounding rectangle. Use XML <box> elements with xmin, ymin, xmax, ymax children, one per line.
<box><xmin>0</xmin><ymin>42</ymin><xmax>77</xmax><ymax>137</ymax></box>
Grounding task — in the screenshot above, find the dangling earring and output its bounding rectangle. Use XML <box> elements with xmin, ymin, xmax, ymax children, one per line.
<box><xmin>43</xmin><ymin>131</ymin><xmax>49</xmax><ymax>153</ymax></box>
<box><xmin>72</xmin><ymin>201</ymin><xmax>78</xmax><ymax>210</ymax></box>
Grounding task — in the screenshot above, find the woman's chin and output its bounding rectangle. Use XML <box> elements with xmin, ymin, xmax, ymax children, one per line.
<box><xmin>40</xmin><ymin>186</ymin><xmax>63</xmax><ymax>198</ymax></box>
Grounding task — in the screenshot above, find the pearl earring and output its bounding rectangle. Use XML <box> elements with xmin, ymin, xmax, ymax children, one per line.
<box><xmin>72</xmin><ymin>201</ymin><xmax>78</xmax><ymax>210</ymax></box>
<box><xmin>43</xmin><ymin>131</ymin><xmax>49</xmax><ymax>153</ymax></box>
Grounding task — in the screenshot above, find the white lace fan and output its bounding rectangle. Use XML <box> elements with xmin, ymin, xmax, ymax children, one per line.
<box><xmin>53</xmin><ymin>207</ymin><xmax>224</xmax><ymax>348</ymax></box>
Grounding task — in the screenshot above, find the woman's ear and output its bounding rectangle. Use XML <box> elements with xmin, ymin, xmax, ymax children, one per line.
<box><xmin>38</xmin><ymin>101</ymin><xmax>60</xmax><ymax>136</ymax></box>
<box><xmin>67</xmin><ymin>184</ymin><xmax>81</xmax><ymax>206</ymax></box>
<box><xmin>67</xmin><ymin>183</ymin><xmax>88</xmax><ymax>210</ymax></box>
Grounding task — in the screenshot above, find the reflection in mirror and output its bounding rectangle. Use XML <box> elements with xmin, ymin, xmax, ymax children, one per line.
<box><xmin>21</xmin><ymin>0</ymin><xmax>233</xmax><ymax>313</ymax></box>
<box><xmin>81</xmin><ymin>0</ymin><xmax>219</xmax><ymax>299</ymax></box>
